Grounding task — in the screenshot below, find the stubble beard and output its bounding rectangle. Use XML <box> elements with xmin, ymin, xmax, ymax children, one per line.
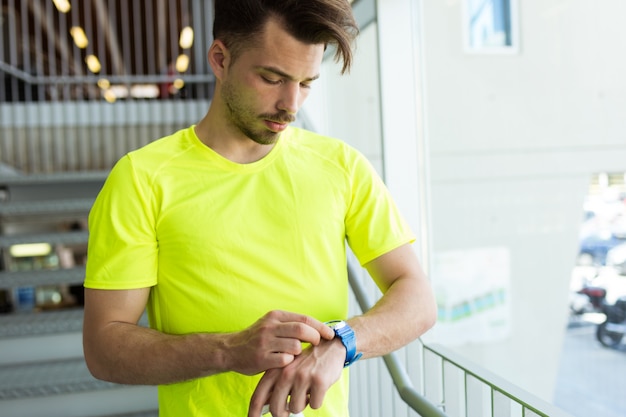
<box><xmin>222</xmin><ymin>80</ymin><xmax>295</xmax><ymax>146</ymax></box>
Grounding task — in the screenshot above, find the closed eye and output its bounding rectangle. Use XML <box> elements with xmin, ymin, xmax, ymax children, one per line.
<box><xmin>257</xmin><ymin>66</ymin><xmax>319</xmax><ymax>88</ymax></box>
<box><xmin>261</xmin><ymin>75</ymin><xmax>282</xmax><ymax>85</ymax></box>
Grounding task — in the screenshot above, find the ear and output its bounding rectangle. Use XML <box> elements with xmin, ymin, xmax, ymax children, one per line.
<box><xmin>208</xmin><ymin>40</ymin><xmax>230</xmax><ymax>81</ymax></box>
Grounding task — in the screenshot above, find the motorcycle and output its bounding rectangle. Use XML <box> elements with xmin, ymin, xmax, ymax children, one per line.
<box><xmin>570</xmin><ymin>285</ymin><xmax>607</xmax><ymax>316</ymax></box>
<box><xmin>596</xmin><ymin>296</ymin><xmax>626</xmax><ymax>348</ymax></box>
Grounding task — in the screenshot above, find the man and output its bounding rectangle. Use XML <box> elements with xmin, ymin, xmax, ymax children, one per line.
<box><xmin>82</xmin><ymin>1</ymin><xmax>437</xmax><ymax>416</ymax></box>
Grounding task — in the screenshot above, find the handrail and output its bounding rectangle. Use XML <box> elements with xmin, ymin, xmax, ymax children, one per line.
<box><xmin>347</xmin><ymin>258</ymin><xmax>573</xmax><ymax>417</ymax></box>
<box><xmin>347</xmin><ymin>259</ymin><xmax>447</xmax><ymax>417</ymax></box>
<box><xmin>0</xmin><ymin>60</ymin><xmax>215</xmax><ymax>85</ymax></box>
<box><xmin>422</xmin><ymin>343</ymin><xmax>573</xmax><ymax>417</ymax></box>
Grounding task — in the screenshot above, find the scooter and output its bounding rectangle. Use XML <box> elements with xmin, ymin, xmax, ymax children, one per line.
<box><xmin>571</xmin><ymin>285</ymin><xmax>607</xmax><ymax>315</ymax></box>
<box><xmin>596</xmin><ymin>296</ymin><xmax>626</xmax><ymax>348</ymax></box>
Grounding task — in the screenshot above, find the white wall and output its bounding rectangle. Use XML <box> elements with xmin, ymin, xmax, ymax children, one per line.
<box><xmin>307</xmin><ymin>0</ymin><xmax>626</xmax><ymax>408</ymax></box>
<box><xmin>303</xmin><ymin>4</ymin><xmax>429</xmax><ymax>414</ymax></box>
<box><xmin>422</xmin><ymin>0</ymin><xmax>626</xmax><ymax>402</ymax></box>
<box><xmin>303</xmin><ymin>25</ymin><xmax>384</xmax><ymax>174</ymax></box>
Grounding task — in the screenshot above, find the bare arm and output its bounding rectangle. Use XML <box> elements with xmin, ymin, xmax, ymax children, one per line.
<box><xmin>348</xmin><ymin>242</ymin><xmax>437</xmax><ymax>358</ymax></box>
<box><xmin>82</xmin><ymin>287</ymin><xmax>334</xmax><ymax>385</ymax></box>
<box><xmin>249</xmin><ymin>243</ymin><xmax>437</xmax><ymax>416</ymax></box>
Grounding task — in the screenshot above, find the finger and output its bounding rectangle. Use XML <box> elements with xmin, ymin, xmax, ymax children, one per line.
<box><xmin>249</xmin><ymin>370</ymin><xmax>279</xmax><ymax>417</ymax></box>
<box><xmin>275</xmin><ymin>322</ymin><xmax>322</xmax><ymax>346</ymax></box>
<box><xmin>265</xmin><ymin>352</ymin><xmax>296</xmax><ymax>370</ymax></box>
<box><xmin>271</xmin><ymin>311</ymin><xmax>335</xmax><ymax>343</ymax></box>
<box><xmin>268</xmin><ymin>337</ymin><xmax>304</xmax><ymax>357</ymax></box>
<box><xmin>308</xmin><ymin>382</ymin><xmax>328</xmax><ymax>410</ymax></box>
<box><xmin>296</xmin><ymin>315</ymin><xmax>335</xmax><ymax>341</ymax></box>
<box><xmin>287</xmin><ymin>383</ymin><xmax>309</xmax><ymax>415</ymax></box>
<box><xmin>266</xmin><ymin>364</ymin><xmax>296</xmax><ymax>417</ymax></box>
<box><xmin>317</xmin><ymin>322</ymin><xmax>335</xmax><ymax>341</ymax></box>
<box><xmin>268</xmin><ymin>382</ymin><xmax>291</xmax><ymax>417</ymax></box>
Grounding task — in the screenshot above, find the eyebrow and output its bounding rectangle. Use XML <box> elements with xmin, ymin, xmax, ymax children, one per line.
<box><xmin>257</xmin><ymin>66</ymin><xmax>320</xmax><ymax>83</ymax></box>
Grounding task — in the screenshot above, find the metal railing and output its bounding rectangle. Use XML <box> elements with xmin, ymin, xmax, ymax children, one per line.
<box><xmin>347</xmin><ymin>259</ymin><xmax>573</xmax><ymax>417</ymax></box>
<box><xmin>1</xmin><ymin>0</ymin><xmax>214</xmax><ymax>102</ymax></box>
<box><xmin>0</xmin><ymin>0</ymin><xmax>215</xmax><ymax>174</ymax></box>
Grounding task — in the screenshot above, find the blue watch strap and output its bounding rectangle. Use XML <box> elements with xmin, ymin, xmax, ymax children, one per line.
<box><xmin>327</xmin><ymin>320</ymin><xmax>362</xmax><ymax>367</ymax></box>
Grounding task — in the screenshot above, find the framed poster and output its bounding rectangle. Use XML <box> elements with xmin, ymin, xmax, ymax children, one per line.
<box><xmin>430</xmin><ymin>247</ymin><xmax>512</xmax><ymax>346</ymax></box>
<box><xmin>463</xmin><ymin>0</ymin><xmax>520</xmax><ymax>54</ymax></box>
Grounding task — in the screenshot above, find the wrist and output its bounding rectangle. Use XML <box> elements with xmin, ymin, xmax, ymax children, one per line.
<box><xmin>194</xmin><ymin>333</ymin><xmax>230</xmax><ymax>376</ymax></box>
<box><xmin>326</xmin><ymin>320</ymin><xmax>362</xmax><ymax>367</ymax></box>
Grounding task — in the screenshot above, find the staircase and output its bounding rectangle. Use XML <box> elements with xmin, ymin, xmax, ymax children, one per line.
<box><xmin>0</xmin><ymin>172</ymin><xmax>158</xmax><ymax>417</ymax></box>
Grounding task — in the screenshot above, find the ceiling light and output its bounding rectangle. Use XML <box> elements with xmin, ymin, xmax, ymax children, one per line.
<box><xmin>130</xmin><ymin>84</ymin><xmax>160</xmax><ymax>99</ymax></box>
<box><xmin>175</xmin><ymin>54</ymin><xmax>190</xmax><ymax>73</ymax></box>
<box><xmin>103</xmin><ymin>89</ymin><xmax>117</xmax><ymax>103</ymax></box>
<box><xmin>172</xmin><ymin>79</ymin><xmax>185</xmax><ymax>90</ymax></box>
<box><xmin>70</xmin><ymin>26</ymin><xmax>88</xmax><ymax>49</ymax></box>
<box><xmin>52</xmin><ymin>0</ymin><xmax>71</xmax><ymax>13</ymax></box>
<box><xmin>109</xmin><ymin>85</ymin><xmax>129</xmax><ymax>98</ymax></box>
<box><xmin>179</xmin><ymin>26</ymin><xmax>194</xmax><ymax>49</ymax></box>
<box><xmin>10</xmin><ymin>243</ymin><xmax>52</xmax><ymax>258</ymax></box>
<box><xmin>97</xmin><ymin>78</ymin><xmax>110</xmax><ymax>89</ymax></box>
<box><xmin>85</xmin><ymin>54</ymin><xmax>101</xmax><ymax>73</ymax></box>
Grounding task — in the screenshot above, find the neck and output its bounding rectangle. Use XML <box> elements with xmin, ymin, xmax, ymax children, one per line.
<box><xmin>194</xmin><ymin>107</ymin><xmax>276</xmax><ymax>164</ymax></box>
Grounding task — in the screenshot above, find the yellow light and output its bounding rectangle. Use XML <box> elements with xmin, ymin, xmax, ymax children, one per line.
<box><xmin>52</xmin><ymin>0</ymin><xmax>71</xmax><ymax>13</ymax></box>
<box><xmin>69</xmin><ymin>26</ymin><xmax>88</xmax><ymax>49</ymax></box>
<box><xmin>175</xmin><ymin>54</ymin><xmax>189</xmax><ymax>73</ymax></box>
<box><xmin>10</xmin><ymin>243</ymin><xmax>52</xmax><ymax>258</ymax></box>
<box><xmin>179</xmin><ymin>26</ymin><xmax>194</xmax><ymax>49</ymax></box>
<box><xmin>172</xmin><ymin>78</ymin><xmax>185</xmax><ymax>90</ymax></box>
<box><xmin>97</xmin><ymin>78</ymin><xmax>110</xmax><ymax>89</ymax></box>
<box><xmin>86</xmin><ymin>55</ymin><xmax>101</xmax><ymax>73</ymax></box>
<box><xmin>103</xmin><ymin>89</ymin><xmax>117</xmax><ymax>103</ymax></box>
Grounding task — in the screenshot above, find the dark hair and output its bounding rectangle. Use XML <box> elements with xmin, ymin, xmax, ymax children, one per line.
<box><xmin>212</xmin><ymin>0</ymin><xmax>359</xmax><ymax>74</ymax></box>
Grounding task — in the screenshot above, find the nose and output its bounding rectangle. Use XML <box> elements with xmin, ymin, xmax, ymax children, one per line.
<box><xmin>276</xmin><ymin>82</ymin><xmax>303</xmax><ymax>115</ymax></box>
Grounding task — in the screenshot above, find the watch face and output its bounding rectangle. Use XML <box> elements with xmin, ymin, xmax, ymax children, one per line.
<box><xmin>325</xmin><ymin>320</ymin><xmax>345</xmax><ymax>329</ymax></box>
<box><xmin>333</xmin><ymin>321</ymin><xmax>346</xmax><ymax>330</ymax></box>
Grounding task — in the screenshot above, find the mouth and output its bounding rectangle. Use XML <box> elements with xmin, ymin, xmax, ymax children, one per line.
<box><xmin>264</xmin><ymin>119</ymin><xmax>289</xmax><ymax>133</ymax></box>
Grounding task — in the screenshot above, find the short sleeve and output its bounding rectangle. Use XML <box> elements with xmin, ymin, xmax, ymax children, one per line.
<box><xmin>344</xmin><ymin>150</ymin><xmax>415</xmax><ymax>265</ymax></box>
<box><xmin>84</xmin><ymin>155</ymin><xmax>159</xmax><ymax>289</ymax></box>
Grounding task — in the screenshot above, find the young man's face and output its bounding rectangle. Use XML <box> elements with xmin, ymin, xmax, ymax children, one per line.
<box><xmin>219</xmin><ymin>18</ymin><xmax>325</xmax><ymax>145</ymax></box>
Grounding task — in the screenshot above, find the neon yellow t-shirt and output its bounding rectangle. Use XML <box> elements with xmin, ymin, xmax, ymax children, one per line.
<box><xmin>85</xmin><ymin>126</ymin><xmax>414</xmax><ymax>416</ymax></box>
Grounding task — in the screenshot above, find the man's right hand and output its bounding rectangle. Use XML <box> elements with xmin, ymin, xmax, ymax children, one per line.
<box><xmin>225</xmin><ymin>310</ymin><xmax>335</xmax><ymax>376</ymax></box>
<box><xmin>84</xmin><ymin>289</ymin><xmax>335</xmax><ymax>385</ymax></box>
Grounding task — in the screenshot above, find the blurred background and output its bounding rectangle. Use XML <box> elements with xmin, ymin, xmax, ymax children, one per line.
<box><xmin>1</xmin><ymin>1</ymin><xmax>625</xmax><ymax>416</ymax></box>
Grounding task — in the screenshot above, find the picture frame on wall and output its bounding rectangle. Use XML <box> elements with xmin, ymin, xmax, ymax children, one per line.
<box><xmin>463</xmin><ymin>0</ymin><xmax>520</xmax><ymax>54</ymax></box>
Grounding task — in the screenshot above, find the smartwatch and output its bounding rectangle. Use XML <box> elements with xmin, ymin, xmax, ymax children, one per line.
<box><xmin>327</xmin><ymin>320</ymin><xmax>362</xmax><ymax>367</ymax></box>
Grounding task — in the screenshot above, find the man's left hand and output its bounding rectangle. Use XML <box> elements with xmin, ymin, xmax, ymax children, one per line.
<box><xmin>248</xmin><ymin>338</ymin><xmax>346</xmax><ymax>417</ymax></box>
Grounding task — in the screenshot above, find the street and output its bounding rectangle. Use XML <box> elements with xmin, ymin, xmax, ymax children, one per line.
<box><xmin>554</xmin><ymin>314</ymin><xmax>626</xmax><ymax>417</ymax></box>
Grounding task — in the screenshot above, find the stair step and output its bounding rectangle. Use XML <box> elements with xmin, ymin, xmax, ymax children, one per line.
<box><xmin>0</xmin><ymin>357</ymin><xmax>119</xmax><ymax>400</ymax></box>
<box><xmin>0</xmin><ymin>308</ymin><xmax>83</xmax><ymax>339</ymax></box>
<box><xmin>106</xmin><ymin>411</ymin><xmax>159</xmax><ymax>417</ymax></box>
<box><xmin>0</xmin><ymin>266</ymin><xmax>86</xmax><ymax>288</ymax></box>
<box><xmin>0</xmin><ymin>308</ymin><xmax>149</xmax><ymax>340</ymax></box>
<box><xmin>0</xmin><ymin>357</ymin><xmax>157</xmax><ymax>417</ymax></box>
